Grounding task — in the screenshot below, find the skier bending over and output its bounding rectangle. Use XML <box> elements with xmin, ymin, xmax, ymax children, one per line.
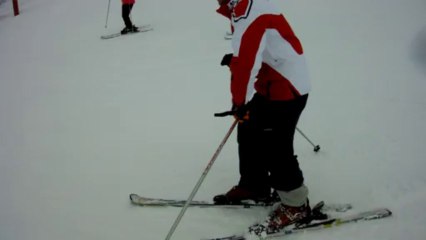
<box><xmin>215</xmin><ymin>0</ymin><xmax>312</xmax><ymax>236</ymax></box>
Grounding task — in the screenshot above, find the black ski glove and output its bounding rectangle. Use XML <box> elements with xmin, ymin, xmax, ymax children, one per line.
<box><xmin>221</xmin><ymin>53</ymin><xmax>233</xmax><ymax>67</ymax></box>
<box><xmin>232</xmin><ymin>104</ymin><xmax>249</xmax><ymax>122</ymax></box>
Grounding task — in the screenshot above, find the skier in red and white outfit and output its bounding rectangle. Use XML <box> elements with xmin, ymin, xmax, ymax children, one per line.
<box><xmin>214</xmin><ymin>0</ymin><xmax>312</xmax><ymax>236</ymax></box>
<box><xmin>121</xmin><ymin>0</ymin><xmax>138</xmax><ymax>34</ymax></box>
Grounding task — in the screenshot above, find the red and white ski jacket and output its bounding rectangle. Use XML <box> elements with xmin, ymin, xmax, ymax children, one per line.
<box><xmin>217</xmin><ymin>0</ymin><xmax>311</xmax><ymax>106</ymax></box>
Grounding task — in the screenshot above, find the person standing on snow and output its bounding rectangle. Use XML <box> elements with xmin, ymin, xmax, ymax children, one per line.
<box><xmin>121</xmin><ymin>0</ymin><xmax>138</xmax><ymax>34</ymax></box>
<box><xmin>214</xmin><ymin>0</ymin><xmax>312</xmax><ymax>236</ymax></box>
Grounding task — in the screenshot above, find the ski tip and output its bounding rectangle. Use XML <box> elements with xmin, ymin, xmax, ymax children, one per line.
<box><xmin>129</xmin><ymin>193</ymin><xmax>139</xmax><ymax>201</ymax></box>
<box><xmin>382</xmin><ymin>208</ymin><xmax>393</xmax><ymax>216</ymax></box>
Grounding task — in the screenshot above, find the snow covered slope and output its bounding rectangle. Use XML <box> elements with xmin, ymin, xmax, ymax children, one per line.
<box><xmin>1</xmin><ymin>0</ymin><xmax>425</xmax><ymax>239</ymax></box>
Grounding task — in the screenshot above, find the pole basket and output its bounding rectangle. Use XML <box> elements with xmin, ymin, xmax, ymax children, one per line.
<box><xmin>13</xmin><ymin>0</ymin><xmax>19</xmax><ymax>16</ymax></box>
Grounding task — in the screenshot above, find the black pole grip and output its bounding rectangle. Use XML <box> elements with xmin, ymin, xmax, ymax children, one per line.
<box><xmin>214</xmin><ymin>110</ymin><xmax>235</xmax><ymax>117</ymax></box>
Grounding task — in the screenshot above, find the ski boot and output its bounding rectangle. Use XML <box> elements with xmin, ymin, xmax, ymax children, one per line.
<box><xmin>248</xmin><ymin>200</ymin><xmax>311</xmax><ymax>237</ymax></box>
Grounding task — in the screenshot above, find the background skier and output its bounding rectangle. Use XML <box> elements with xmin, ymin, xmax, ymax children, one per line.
<box><xmin>121</xmin><ymin>0</ymin><xmax>138</xmax><ymax>34</ymax></box>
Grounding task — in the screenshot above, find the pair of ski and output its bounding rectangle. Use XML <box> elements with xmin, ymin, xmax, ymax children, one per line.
<box><xmin>129</xmin><ymin>193</ymin><xmax>392</xmax><ymax>240</ymax></box>
<box><xmin>100</xmin><ymin>24</ymin><xmax>153</xmax><ymax>40</ymax></box>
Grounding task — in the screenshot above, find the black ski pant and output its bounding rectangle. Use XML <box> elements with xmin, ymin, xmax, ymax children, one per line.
<box><xmin>122</xmin><ymin>3</ymin><xmax>134</xmax><ymax>29</ymax></box>
<box><xmin>237</xmin><ymin>93</ymin><xmax>308</xmax><ymax>194</ymax></box>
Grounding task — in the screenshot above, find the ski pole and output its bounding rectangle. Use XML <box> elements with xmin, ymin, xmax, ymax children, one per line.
<box><xmin>165</xmin><ymin>119</ymin><xmax>238</xmax><ymax>240</ymax></box>
<box><xmin>214</xmin><ymin>110</ymin><xmax>320</xmax><ymax>152</ymax></box>
<box><xmin>296</xmin><ymin>127</ymin><xmax>320</xmax><ymax>152</ymax></box>
<box><xmin>105</xmin><ymin>0</ymin><xmax>111</xmax><ymax>28</ymax></box>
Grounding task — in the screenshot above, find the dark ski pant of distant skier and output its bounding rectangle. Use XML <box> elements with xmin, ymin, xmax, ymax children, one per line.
<box><xmin>237</xmin><ymin>93</ymin><xmax>308</xmax><ymax>195</ymax></box>
<box><xmin>122</xmin><ymin>4</ymin><xmax>134</xmax><ymax>29</ymax></box>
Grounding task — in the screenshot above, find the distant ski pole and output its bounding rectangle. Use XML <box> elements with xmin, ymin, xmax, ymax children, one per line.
<box><xmin>164</xmin><ymin>120</ymin><xmax>238</xmax><ymax>240</ymax></box>
<box><xmin>105</xmin><ymin>0</ymin><xmax>111</xmax><ymax>28</ymax></box>
<box><xmin>296</xmin><ymin>127</ymin><xmax>320</xmax><ymax>152</ymax></box>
